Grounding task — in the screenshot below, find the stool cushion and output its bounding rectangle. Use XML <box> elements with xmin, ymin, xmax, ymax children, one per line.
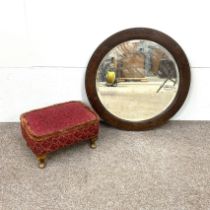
<box><xmin>22</xmin><ymin>101</ymin><xmax>98</xmax><ymax>137</ymax></box>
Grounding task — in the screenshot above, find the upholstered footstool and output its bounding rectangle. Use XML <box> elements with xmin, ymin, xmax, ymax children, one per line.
<box><xmin>20</xmin><ymin>101</ymin><xmax>99</xmax><ymax>168</ymax></box>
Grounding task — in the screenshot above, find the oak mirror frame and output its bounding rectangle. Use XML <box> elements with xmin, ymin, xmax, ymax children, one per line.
<box><xmin>85</xmin><ymin>28</ymin><xmax>190</xmax><ymax>131</ymax></box>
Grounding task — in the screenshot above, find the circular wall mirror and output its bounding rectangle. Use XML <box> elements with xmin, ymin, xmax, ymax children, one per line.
<box><xmin>85</xmin><ymin>28</ymin><xmax>190</xmax><ymax>130</ymax></box>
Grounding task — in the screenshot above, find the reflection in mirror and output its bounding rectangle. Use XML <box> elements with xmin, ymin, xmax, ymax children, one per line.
<box><xmin>96</xmin><ymin>40</ymin><xmax>179</xmax><ymax>121</ymax></box>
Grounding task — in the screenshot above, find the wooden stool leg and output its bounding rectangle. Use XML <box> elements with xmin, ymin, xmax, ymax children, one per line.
<box><xmin>90</xmin><ymin>137</ymin><xmax>97</xmax><ymax>149</ymax></box>
<box><xmin>36</xmin><ymin>154</ymin><xmax>47</xmax><ymax>169</ymax></box>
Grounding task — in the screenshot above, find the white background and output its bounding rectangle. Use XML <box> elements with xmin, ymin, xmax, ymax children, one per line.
<box><xmin>0</xmin><ymin>0</ymin><xmax>210</xmax><ymax>121</ymax></box>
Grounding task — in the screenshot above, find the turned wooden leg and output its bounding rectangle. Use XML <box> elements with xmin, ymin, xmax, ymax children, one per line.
<box><xmin>36</xmin><ymin>154</ymin><xmax>47</xmax><ymax>169</ymax></box>
<box><xmin>90</xmin><ymin>137</ymin><xmax>97</xmax><ymax>149</ymax></box>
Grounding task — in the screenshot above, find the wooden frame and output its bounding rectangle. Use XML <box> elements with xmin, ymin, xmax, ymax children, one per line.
<box><xmin>85</xmin><ymin>28</ymin><xmax>191</xmax><ymax>130</ymax></box>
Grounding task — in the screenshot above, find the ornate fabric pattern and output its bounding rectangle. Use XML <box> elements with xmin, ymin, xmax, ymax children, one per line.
<box><xmin>20</xmin><ymin>101</ymin><xmax>99</xmax><ymax>156</ymax></box>
<box><xmin>21</xmin><ymin>123</ymin><xmax>99</xmax><ymax>156</ymax></box>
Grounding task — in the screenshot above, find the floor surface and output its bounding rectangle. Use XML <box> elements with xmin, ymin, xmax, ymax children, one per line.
<box><xmin>0</xmin><ymin>121</ymin><xmax>210</xmax><ymax>210</ymax></box>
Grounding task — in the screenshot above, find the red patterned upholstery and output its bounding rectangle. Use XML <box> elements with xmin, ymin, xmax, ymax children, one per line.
<box><xmin>20</xmin><ymin>101</ymin><xmax>99</xmax><ymax>156</ymax></box>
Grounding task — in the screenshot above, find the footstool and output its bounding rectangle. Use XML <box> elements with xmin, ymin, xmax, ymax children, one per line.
<box><xmin>20</xmin><ymin>101</ymin><xmax>99</xmax><ymax>168</ymax></box>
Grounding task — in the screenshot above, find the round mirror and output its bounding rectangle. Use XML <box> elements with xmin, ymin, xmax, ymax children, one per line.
<box><xmin>86</xmin><ymin>28</ymin><xmax>190</xmax><ymax>130</ymax></box>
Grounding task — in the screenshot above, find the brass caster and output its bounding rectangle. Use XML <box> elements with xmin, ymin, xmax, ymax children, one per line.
<box><xmin>90</xmin><ymin>142</ymin><xmax>97</xmax><ymax>149</ymax></box>
<box><xmin>39</xmin><ymin>161</ymin><xmax>46</xmax><ymax>169</ymax></box>
<box><xmin>37</xmin><ymin>155</ymin><xmax>47</xmax><ymax>169</ymax></box>
<box><xmin>90</xmin><ymin>138</ymin><xmax>97</xmax><ymax>149</ymax></box>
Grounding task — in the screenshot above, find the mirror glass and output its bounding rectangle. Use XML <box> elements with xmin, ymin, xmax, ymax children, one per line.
<box><xmin>96</xmin><ymin>39</ymin><xmax>179</xmax><ymax>121</ymax></box>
